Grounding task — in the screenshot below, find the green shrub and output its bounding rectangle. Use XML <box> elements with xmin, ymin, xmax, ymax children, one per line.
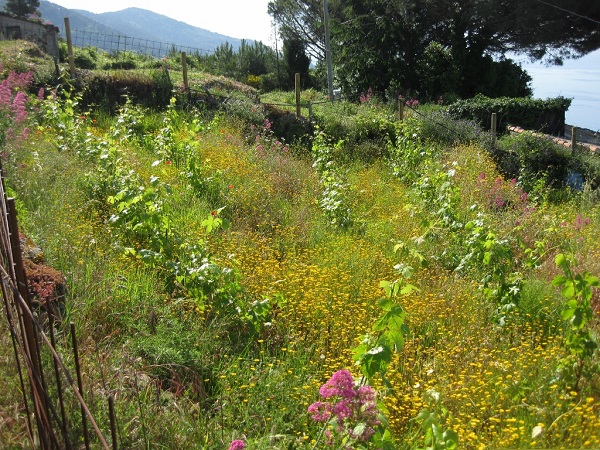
<box><xmin>77</xmin><ymin>70</ymin><xmax>173</xmax><ymax>111</ymax></box>
<box><xmin>73</xmin><ymin>46</ymin><xmax>99</xmax><ymax>70</ymax></box>
<box><xmin>415</xmin><ymin>111</ymin><xmax>486</xmax><ymax>146</ymax></box>
<box><xmin>314</xmin><ymin>101</ymin><xmax>398</xmax><ymax>148</ymax></box>
<box><xmin>486</xmin><ymin>131</ymin><xmax>573</xmax><ymax>194</ymax></box>
<box><xmin>447</xmin><ymin>95</ymin><xmax>572</xmax><ymax>135</ymax></box>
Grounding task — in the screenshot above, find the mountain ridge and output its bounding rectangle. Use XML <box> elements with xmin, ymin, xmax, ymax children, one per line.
<box><xmin>67</xmin><ymin>6</ymin><xmax>246</xmax><ymax>53</ymax></box>
<box><xmin>0</xmin><ymin>0</ymin><xmax>247</xmax><ymax>54</ymax></box>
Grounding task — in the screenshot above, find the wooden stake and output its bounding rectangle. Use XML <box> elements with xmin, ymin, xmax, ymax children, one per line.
<box><xmin>71</xmin><ymin>322</ymin><xmax>90</xmax><ymax>450</ymax></box>
<box><xmin>109</xmin><ymin>395</ymin><xmax>118</xmax><ymax>450</ymax></box>
<box><xmin>64</xmin><ymin>18</ymin><xmax>76</xmax><ymax>78</ymax></box>
<box><xmin>295</xmin><ymin>73</ymin><xmax>301</xmax><ymax>118</ymax></box>
<box><xmin>491</xmin><ymin>113</ymin><xmax>497</xmax><ymax>145</ymax></box>
<box><xmin>181</xmin><ymin>52</ymin><xmax>189</xmax><ymax>94</ymax></box>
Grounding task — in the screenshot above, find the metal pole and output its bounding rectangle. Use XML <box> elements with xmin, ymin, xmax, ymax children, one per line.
<box><xmin>323</xmin><ymin>0</ymin><xmax>334</xmax><ymax>101</ymax></box>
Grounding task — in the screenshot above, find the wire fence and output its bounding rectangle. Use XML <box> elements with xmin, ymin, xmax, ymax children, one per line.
<box><xmin>70</xmin><ymin>29</ymin><xmax>214</xmax><ymax>59</ymax></box>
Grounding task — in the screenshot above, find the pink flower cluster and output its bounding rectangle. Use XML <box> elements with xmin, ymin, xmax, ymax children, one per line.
<box><xmin>0</xmin><ymin>69</ymin><xmax>36</xmax><ymax>141</ymax></box>
<box><xmin>308</xmin><ymin>369</ymin><xmax>380</xmax><ymax>445</ymax></box>
<box><xmin>359</xmin><ymin>88</ymin><xmax>373</xmax><ymax>104</ymax></box>
<box><xmin>228</xmin><ymin>439</ymin><xmax>246</xmax><ymax>450</ymax></box>
<box><xmin>252</xmin><ymin>118</ymin><xmax>289</xmax><ymax>157</ymax></box>
<box><xmin>561</xmin><ymin>213</ymin><xmax>590</xmax><ymax>231</ymax></box>
<box><xmin>477</xmin><ymin>172</ymin><xmax>530</xmax><ymax>211</ymax></box>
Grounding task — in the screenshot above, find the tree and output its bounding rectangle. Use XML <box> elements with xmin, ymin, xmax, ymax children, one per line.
<box><xmin>4</xmin><ymin>0</ymin><xmax>40</xmax><ymax>18</ymax></box>
<box><xmin>268</xmin><ymin>0</ymin><xmax>326</xmax><ymax>61</ymax></box>
<box><xmin>268</xmin><ymin>0</ymin><xmax>600</xmax><ymax>99</ymax></box>
<box><xmin>283</xmin><ymin>37</ymin><xmax>311</xmax><ymax>89</ymax></box>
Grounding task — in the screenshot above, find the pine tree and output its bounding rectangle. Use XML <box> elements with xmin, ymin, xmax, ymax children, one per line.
<box><xmin>4</xmin><ymin>0</ymin><xmax>41</xmax><ymax>18</ymax></box>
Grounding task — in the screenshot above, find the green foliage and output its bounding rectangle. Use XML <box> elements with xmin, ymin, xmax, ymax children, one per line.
<box><xmin>552</xmin><ymin>254</ymin><xmax>600</xmax><ymax>390</ymax></box>
<box><xmin>488</xmin><ymin>131</ymin><xmax>575</xmax><ymax>196</ymax></box>
<box><xmin>352</xmin><ymin>270</ymin><xmax>415</xmax><ymax>385</ymax></box>
<box><xmin>416</xmin><ymin>42</ymin><xmax>460</xmax><ymax>101</ymax></box>
<box><xmin>153</xmin><ymin>97</ymin><xmax>200</xmax><ymax>167</ymax></box>
<box><xmin>413</xmin><ymin>111</ymin><xmax>485</xmax><ymax>147</ymax></box>
<box><xmin>283</xmin><ymin>37</ymin><xmax>311</xmax><ymax>90</ymax></box>
<box><xmin>6</xmin><ymin>46</ymin><xmax>600</xmax><ymax>450</ymax></box>
<box><xmin>314</xmin><ymin>100</ymin><xmax>398</xmax><ymax>151</ymax></box>
<box><xmin>78</xmin><ymin>70</ymin><xmax>174</xmax><ymax>112</ymax></box>
<box><xmin>447</xmin><ymin>95</ymin><xmax>572</xmax><ymax>135</ymax></box>
<box><xmin>386</xmin><ymin>118</ymin><xmax>431</xmax><ymax>182</ymax></box>
<box><xmin>73</xmin><ymin>46</ymin><xmax>99</xmax><ymax>70</ymax></box>
<box><xmin>311</xmin><ymin>130</ymin><xmax>354</xmax><ymax>229</ymax></box>
<box><xmin>456</xmin><ymin>215</ymin><xmax>524</xmax><ymax>324</ymax></box>
<box><xmin>4</xmin><ymin>0</ymin><xmax>39</xmax><ymax>17</ymax></box>
<box><xmin>414</xmin><ymin>390</ymin><xmax>459</xmax><ymax>450</ymax></box>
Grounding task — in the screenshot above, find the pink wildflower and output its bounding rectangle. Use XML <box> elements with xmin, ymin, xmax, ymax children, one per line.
<box><xmin>228</xmin><ymin>439</ymin><xmax>246</xmax><ymax>450</ymax></box>
<box><xmin>308</xmin><ymin>369</ymin><xmax>380</xmax><ymax>445</ymax></box>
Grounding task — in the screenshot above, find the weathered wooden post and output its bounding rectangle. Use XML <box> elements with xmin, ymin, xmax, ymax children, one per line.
<box><xmin>571</xmin><ymin>126</ymin><xmax>577</xmax><ymax>154</ymax></box>
<box><xmin>7</xmin><ymin>197</ymin><xmax>52</xmax><ymax>450</ymax></box>
<box><xmin>295</xmin><ymin>73</ymin><xmax>301</xmax><ymax>118</ymax></box>
<box><xmin>181</xmin><ymin>52</ymin><xmax>189</xmax><ymax>93</ymax></box>
<box><xmin>308</xmin><ymin>100</ymin><xmax>313</xmax><ymax>121</ymax></box>
<box><xmin>109</xmin><ymin>395</ymin><xmax>118</xmax><ymax>450</ymax></box>
<box><xmin>64</xmin><ymin>18</ymin><xmax>76</xmax><ymax>77</ymax></box>
<box><xmin>491</xmin><ymin>112</ymin><xmax>497</xmax><ymax>144</ymax></box>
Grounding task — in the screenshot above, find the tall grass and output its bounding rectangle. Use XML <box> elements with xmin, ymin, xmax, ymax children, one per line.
<box><xmin>1</xmin><ymin>63</ymin><xmax>600</xmax><ymax>450</ymax></box>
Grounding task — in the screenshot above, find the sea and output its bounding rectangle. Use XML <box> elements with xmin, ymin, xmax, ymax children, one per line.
<box><xmin>518</xmin><ymin>49</ymin><xmax>600</xmax><ymax>132</ymax></box>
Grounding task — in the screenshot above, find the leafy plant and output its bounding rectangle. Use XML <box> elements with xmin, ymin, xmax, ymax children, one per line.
<box><xmin>352</xmin><ymin>276</ymin><xmax>413</xmax><ymax>385</ymax></box>
<box><xmin>414</xmin><ymin>389</ymin><xmax>459</xmax><ymax>450</ymax></box>
<box><xmin>312</xmin><ymin>129</ymin><xmax>354</xmax><ymax>229</ymax></box>
<box><xmin>552</xmin><ymin>253</ymin><xmax>600</xmax><ymax>390</ymax></box>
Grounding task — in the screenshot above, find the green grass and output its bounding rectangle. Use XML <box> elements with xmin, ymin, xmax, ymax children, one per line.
<box><xmin>1</xmin><ymin>48</ymin><xmax>600</xmax><ymax>450</ymax></box>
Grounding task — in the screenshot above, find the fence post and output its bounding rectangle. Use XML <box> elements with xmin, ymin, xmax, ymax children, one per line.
<box><xmin>295</xmin><ymin>73</ymin><xmax>301</xmax><ymax>118</ymax></box>
<box><xmin>571</xmin><ymin>126</ymin><xmax>577</xmax><ymax>154</ymax></box>
<box><xmin>109</xmin><ymin>395</ymin><xmax>118</xmax><ymax>450</ymax></box>
<box><xmin>7</xmin><ymin>198</ymin><xmax>52</xmax><ymax>449</ymax></box>
<box><xmin>491</xmin><ymin>113</ymin><xmax>497</xmax><ymax>143</ymax></box>
<box><xmin>64</xmin><ymin>18</ymin><xmax>76</xmax><ymax>78</ymax></box>
<box><xmin>308</xmin><ymin>100</ymin><xmax>313</xmax><ymax>121</ymax></box>
<box><xmin>181</xmin><ymin>52</ymin><xmax>189</xmax><ymax>94</ymax></box>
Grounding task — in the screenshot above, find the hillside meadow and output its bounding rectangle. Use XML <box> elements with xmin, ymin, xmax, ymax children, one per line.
<box><xmin>1</xmin><ymin>42</ymin><xmax>600</xmax><ymax>449</ymax></box>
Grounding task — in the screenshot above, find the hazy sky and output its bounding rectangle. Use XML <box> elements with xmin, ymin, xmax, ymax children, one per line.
<box><xmin>46</xmin><ymin>0</ymin><xmax>275</xmax><ymax>44</ymax></box>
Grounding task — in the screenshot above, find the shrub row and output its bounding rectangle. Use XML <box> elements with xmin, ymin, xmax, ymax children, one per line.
<box><xmin>75</xmin><ymin>69</ymin><xmax>174</xmax><ymax>112</ymax></box>
<box><xmin>447</xmin><ymin>94</ymin><xmax>572</xmax><ymax>136</ymax></box>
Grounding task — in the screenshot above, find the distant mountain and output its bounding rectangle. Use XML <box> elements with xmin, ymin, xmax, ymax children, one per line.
<box><xmin>0</xmin><ymin>0</ymin><xmax>245</xmax><ymax>55</ymax></box>
<box><xmin>70</xmin><ymin>7</ymin><xmax>244</xmax><ymax>54</ymax></box>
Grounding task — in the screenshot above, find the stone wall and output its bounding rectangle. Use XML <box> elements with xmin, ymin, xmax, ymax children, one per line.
<box><xmin>0</xmin><ymin>13</ymin><xmax>59</xmax><ymax>59</ymax></box>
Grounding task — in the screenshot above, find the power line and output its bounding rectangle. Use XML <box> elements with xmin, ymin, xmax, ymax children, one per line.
<box><xmin>531</xmin><ymin>0</ymin><xmax>600</xmax><ymax>25</ymax></box>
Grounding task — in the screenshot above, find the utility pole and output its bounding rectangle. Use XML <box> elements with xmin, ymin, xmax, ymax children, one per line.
<box><xmin>323</xmin><ymin>0</ymin><xmax>334</xmax><ymax>101</ymax></box>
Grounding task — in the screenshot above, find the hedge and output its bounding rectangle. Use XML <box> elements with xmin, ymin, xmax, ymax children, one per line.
<box><xmin>447</xmin><ymin>95</ymin><xmax>572</xmax><ymax>136</ymax></box>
